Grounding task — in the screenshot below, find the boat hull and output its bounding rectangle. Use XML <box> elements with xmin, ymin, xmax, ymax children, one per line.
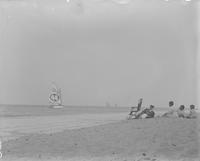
<box><xmin>49</xmin><ymin>105</ymin><xmax>64</xmax><ymax>109</ymax></box>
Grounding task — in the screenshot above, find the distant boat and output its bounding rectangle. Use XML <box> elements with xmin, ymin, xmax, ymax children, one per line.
<box><xmin>49</xmin><ymin>82</ymin><xmax>64</xmax><ymax>109</ymax></box>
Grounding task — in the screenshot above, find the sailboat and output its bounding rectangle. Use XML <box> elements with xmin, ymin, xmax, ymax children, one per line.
<box><xmin>49</xmin><ymin>82</ymin><xmax>64</xmax><ymax>108</ymax></box>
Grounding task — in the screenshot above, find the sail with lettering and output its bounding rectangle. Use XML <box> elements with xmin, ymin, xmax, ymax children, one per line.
<box><xmin>49</xmin><ymin>82</ymin><xmax>63</xmax><ymax>108</ymax></box>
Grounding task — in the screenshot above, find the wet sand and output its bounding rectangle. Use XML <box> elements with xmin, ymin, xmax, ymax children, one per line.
<box><xmin>0</xmin><ymin>112</ymin><xmax>127</xmax><ymax>142</ymax></box>
<box><xmin>2</xmin><ymin>117</ymin><xmax>199</xmax><ymax>161</ymax></box>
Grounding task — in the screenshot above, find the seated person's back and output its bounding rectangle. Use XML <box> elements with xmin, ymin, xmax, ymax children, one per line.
<box><xmin>177</xmin><ymin>105</ymin><xmax>186</xmax><ymax>118</ymax></box>
<box><xmin>187</xmin><ymin>105</ymin><xmax>197</xmax><ymax>119</ymax></box>
<box><xmin>162</xmin><ymin>101</ymin><xmax>178</xmax><ymax>117</ymax></box>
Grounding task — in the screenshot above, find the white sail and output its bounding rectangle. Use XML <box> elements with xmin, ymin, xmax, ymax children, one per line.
<box><xmin>49</xmin><ymin>82</ymin><xmax>63</xmax><ymax>108</ymax></box>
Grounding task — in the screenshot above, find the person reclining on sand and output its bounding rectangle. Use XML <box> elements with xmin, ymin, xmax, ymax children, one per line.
<box><xmin>177</xmin><ymin>105</ymin><xmax>186</xmax><ymax>118</ymax></box>
<box><xmin>186</xmin><ymin>105</ymin><xmax>197</xmax><ymax>119</ymax></box>
<box><xmin>135</xmin><ymin>105</ymin><xmax>155</xmax><ymax>119</ymax></box>
<box><xmin>162</xmin><ymin>101</ymin><xmax>178</xmax><ymax>118</ymax></box>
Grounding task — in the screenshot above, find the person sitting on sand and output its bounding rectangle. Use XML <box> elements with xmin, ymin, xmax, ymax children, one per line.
<box><xmin>177</xmin><ymin>105</ymin><xmax>186</xmax><ymax>118</ymax></box>
<box><xmin>162</xmin><ymin>101</ymin><xmax>178</xmax><ymax>117</ymax></box>
<box><xmin>135</xmin><ymin>105</ymin><xmax>155</xmax><ymax>119</ymax></box>
<box><xmin>186</xmin><ymin>105</ymin><xmax>197</xmax><ymax>119</ymax></box>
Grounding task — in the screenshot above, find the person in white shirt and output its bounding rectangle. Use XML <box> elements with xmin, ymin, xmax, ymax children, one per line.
<box><xmin>186</xmin><ymin>105</ymin><xmax>197</xmax><ymax>119</ymax></box>
<box><xmin>162</xmin><ymin>101</ymin><xmax>178</xmax><ymax>118</ymax></box>
<box><xmin>177</xmin><ymin>105</ymin><xmax>186</xmax><ymax>118</ymax></box>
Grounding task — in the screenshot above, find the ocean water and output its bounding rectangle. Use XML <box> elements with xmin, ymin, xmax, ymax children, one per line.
<box><xmin>0</xmin><ymin>105</ymin><xmax>130</xmax><ymax>117</ymax></box>
<box><xmin>0</xmin><ymin>105</ymin><xmax>171</xmax><ymax>118</ymax></box>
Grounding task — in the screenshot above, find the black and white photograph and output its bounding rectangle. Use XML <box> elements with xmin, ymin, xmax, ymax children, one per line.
<box><xmin>0</xmin><ymin>0</ymin><xmax>199</xmax><ymax>160</ymax></box>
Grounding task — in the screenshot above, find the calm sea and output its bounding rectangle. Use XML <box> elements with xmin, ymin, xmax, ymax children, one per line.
<box><xmin>0</xmin><ymin>105</ymin><xmax>170</xmax><ymax>118</ymax></box>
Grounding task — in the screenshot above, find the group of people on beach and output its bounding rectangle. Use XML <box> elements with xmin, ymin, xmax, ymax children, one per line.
<box><xmin>161</xmin><ymin>101</ymin><xmax>197</xmax><ymax>119</ymax></box>
<box><xmin>128</xmin><ymin>99</ymin><xmax>197</xmax><ymax>120</ymax></box>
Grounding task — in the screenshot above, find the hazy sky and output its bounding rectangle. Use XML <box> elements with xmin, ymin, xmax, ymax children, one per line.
<box><xmin>0</xmin><ymin>0</ymin><xmax>198</xmax><ymax>107</ymax></box>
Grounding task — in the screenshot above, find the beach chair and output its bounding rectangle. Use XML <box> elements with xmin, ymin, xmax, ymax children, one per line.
<box><xmin>127</xmin><ymin>98</ymin><xmax>143</xmax><ymax>120</ymax></box>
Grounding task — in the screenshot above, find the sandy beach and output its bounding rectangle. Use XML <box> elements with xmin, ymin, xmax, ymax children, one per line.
<box><xmin>1</xmin><ymin>116</ymin><xmax>199</xmax><ymax>161</ymax></box>
<box><xmin>0</xmin><ymin>112</ymin><xmax>128</xmax><ymax>142</ymax></box>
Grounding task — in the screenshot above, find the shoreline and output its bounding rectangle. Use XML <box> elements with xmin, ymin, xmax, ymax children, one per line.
<box><xmin>0</xmin><ymin>112</ymin><xmax>128</xmax><ymax>142</ymax></box>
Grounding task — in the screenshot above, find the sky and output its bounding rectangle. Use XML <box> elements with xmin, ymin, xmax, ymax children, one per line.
<box><xmin>0</xmin><ymin>0</ymin><xmax>198</xmax><ymax>107</ymax></box>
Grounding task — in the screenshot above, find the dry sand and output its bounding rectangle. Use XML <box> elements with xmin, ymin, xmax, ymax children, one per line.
<box><xmin>1</xmin><ymin>117</ymin><xmax>199</xmax><ymax>161</ymax></box>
